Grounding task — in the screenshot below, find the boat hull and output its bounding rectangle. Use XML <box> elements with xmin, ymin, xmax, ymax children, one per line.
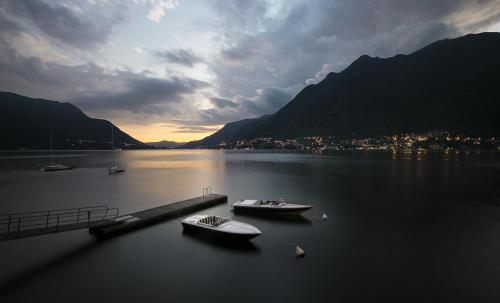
<box><xmin>109</xmin><ymin>169</ymin><xmax>125</xmax><ymax>174</ymax></box>
<box><xmin>108</xmin><ymin>164</ymin><xmax>125</xmax><ymax>174</ymax></box>
<box><xmin>181</xmin><ymin>222</ymin><xmax>260</xmax><ymax>240</ymax></box>
<box><xmin>40</xmin><ymin>165</ymin><xmax>76</xmax><ymax>172</ymax></box>
<box><xmin>233</xmin><ymin>202</ymin><xmax>312</xmax><ymax>215</ymax></box>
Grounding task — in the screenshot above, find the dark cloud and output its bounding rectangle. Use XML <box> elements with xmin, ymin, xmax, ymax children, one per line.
<box><xmin>241</xmin><ymin>86</ymin><xmax>294</xmax><ymax>116</ymax></box>
<box><xmin>153</xmin><ymin>49</ymin><xmax>203</xmax><ymax>66</ymax></box>
<box><xmin>0</xmin><ymin>0</ymin><xmax>125</xmax><ymax>48</ymax></box>
<box><xmin>210</xmin><ymin>97</ymin><xmax>239</xmax><ymax>109</ymax></box>
<box><xmin>189</xmin><ymin>86</ymin><xmax>294</xmax><ymax>126</ymax></box>
<box><xmin>172</xmin><ymin>108</ymin><xmax>245</xmax><ymax>126</ymax></box>
<box><xmin>196</xmin><ymin>108</ymin><xmax>243</xmax><ymax>125</ymax></box>
<box><xmin>72</xmin><ymin>75</ymin><xmax>209</xmax><ymax>114</ymax></box>
<box><xmin>0</xmin><ymin>6</ymin><xmax>23</xmax><ymax>35</ymax></box>
<box><xmin>219</xmin><ymin>35</ymin><xmax>258</xmax><ymax>64</ymax></box>
<box><xmin>210</xmin><ymin>0</ymin><xmax>267</xmax><ymax>30</ymax></box>
<box><xmin>173</xmin><ymin>125</ymin><xmax>220</xmax><ymax>133</ymax></box>
<box><xmin>0</xmin><ymin>37</ymin><xmax>209</xmax><ymax>119</ymax></box>
<box><xmin>311</xmin><ymin>0</ymin><xmax>463</xmax><ymax>40</ymax></box>
<box><xmin>367</xmin><ymin>21</ymin><xmax>460</xmax><ymax>58</ymax></box>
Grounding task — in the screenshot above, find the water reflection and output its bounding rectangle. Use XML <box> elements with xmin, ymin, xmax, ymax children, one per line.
<box><xmin>0</xmin><ymin>150</ymin><xmax>500</xmax><ymax>302</ymax></box>
<box><xmin>182</xmin><ymin>229</ymin><xmax>261</xmax><ymax>254</ymax></box>
<box><xmin>233</xmin><ymin>212</ymin><xmax>312</xmax><ymax>225</ymax></box>
<box><xmin>0</xmin><ymin>239</ymin><xmax>101</xmax><ymax>293</ymax></box>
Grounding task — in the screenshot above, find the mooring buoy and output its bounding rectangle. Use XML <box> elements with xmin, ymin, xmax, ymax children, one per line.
<box><xmin>295</xmin><ymin>245</ymin><xmax>305</xmax><ymax>257</ymax></box>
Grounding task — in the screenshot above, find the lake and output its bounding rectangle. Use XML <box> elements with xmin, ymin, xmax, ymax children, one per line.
<box><xmin>0</xmin><ymin>150</ymin><xmax>499</xmax><ymax>302</ymax></box>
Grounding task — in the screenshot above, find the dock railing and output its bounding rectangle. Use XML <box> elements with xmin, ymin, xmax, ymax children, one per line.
<box><xmin>0</xmin><ymin>205</ymin><xmax>119</xmax><ymax>237</ymax></box>
<box><xmin>202</xmin><ymin>187</ymin><xmax>212</xmax><ymax>197</ymax></box>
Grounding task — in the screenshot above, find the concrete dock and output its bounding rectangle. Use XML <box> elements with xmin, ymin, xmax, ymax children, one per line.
<box><xmin>89</xmin><ymin>194</ymin><xmax>228</xmax><ymax>237</ymax></box>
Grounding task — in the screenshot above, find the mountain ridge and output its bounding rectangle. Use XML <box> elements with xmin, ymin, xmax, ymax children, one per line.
<box><xmin>181</xmin><ymin>115</ymin><xmax>271</xmax><ymax>148</ymax></box>
<box><xmin>0</xmin><ymin>91</ymin><xmax>144</xmax><ymax>150</ymax></box>
<box><xmin>147</xmin><ymin>140</ymin><xmax>186</xmax><ymax>149</ymax></box>
<box><xmin>184</xmin><ymin>32</ymin><xmax>500</xmax><ymax>147</ymax></box>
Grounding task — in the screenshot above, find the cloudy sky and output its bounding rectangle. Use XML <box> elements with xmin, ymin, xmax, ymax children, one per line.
<box><xmin>1</xmin><ymin>0</ymin><xmax>500</xmax><ymax>142</ymax></box>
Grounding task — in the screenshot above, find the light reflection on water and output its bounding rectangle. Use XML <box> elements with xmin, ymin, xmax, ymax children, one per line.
<box><xmin>0</xmin><ymin>150</ymin><xmax>499</xmax><ymax>302</ymax></box>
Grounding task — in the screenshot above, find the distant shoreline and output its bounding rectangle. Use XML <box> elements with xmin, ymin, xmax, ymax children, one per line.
<box><xmin>1</xmin><ymin>148</ymin><xmax>499</xmax><ymax>153</ymax></box>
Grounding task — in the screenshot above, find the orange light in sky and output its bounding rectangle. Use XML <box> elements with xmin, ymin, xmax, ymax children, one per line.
<box><xmin>118</xmin><ymin>123</ymin><xmax>222</xmax><ymax>143</ymax></box>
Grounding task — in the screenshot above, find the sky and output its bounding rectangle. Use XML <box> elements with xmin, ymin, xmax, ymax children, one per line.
<box><xmin>0</xmin><ymin>0</ymin><xmax>500</xmax><ymax>142</ymax></box>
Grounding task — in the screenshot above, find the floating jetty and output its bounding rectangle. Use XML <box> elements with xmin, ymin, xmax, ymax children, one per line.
<box><xmin>90</xmin><ymin>194</ymin><xmax>227</xmax><ymax>237</ymax></box>
<box><xmin>0</xmin><ymin>191</ymin><xmax>227</xmax><ymax>241</ymax></box>
<box><xmin>0</xmin><ymin>206</ymin><xmax>119</xmax><ymax>241</ymax></box>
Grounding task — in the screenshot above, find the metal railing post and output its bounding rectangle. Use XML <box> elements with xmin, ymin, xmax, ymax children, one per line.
<box><xmin>7</xmin><ymin>214</ymin><xmax>11</xmax><ymax>233</ymax></box>
<box><xmin>0</xmin><ymin>205</ymin><xmax>120</xmax><ymax>239</ymax></box>
<box><xmin>56</xmin><ymin>214</ymin><xmax>60</xmax><ymax>232</ymax></box>
<box><xmin>17</xmin><ymin>217</ymin><xmax>21</xmax><ymax>237</ymax></box>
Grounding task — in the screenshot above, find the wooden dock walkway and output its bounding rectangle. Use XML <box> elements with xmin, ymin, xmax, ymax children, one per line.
<box><xmin>0</xmin><ymin>192</ymin><xmax>227</xmax><ymax>241</ymax></box>
<box><xmin>89</xmin><ymin>194</ymin><xmax>227</xmax><ymax>237</ymax></box>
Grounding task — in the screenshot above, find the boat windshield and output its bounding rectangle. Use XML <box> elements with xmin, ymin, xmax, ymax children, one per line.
<box><xmin>260</xmin><ymin>200</ymin><xmax>287</xmax><ymax>206</ymax></box>
<box><xmin>198</xmin><ymin>216</ymin><xmax>231</xmax><ymax>227</ymax></box>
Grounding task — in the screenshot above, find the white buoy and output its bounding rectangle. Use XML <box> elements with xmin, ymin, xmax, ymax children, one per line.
<box><xmin>295</xmin><ymin>245</ymin><xmax>305</xmax><ymax>257</ymax></box>
<box><xmin>322</xmin><ymin>213</ymin><xmax>328</xmax><ymax>221</ymax></box>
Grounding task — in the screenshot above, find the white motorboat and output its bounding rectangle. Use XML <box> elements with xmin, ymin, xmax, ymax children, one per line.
<box><xmin>108</xmin><ymin>164</ymin><xmax>125</xmax><ymax>174</ymax></box>
<box><xmin>181</xmin><ymin>215</ymin><xmax>261</xmax><ymax>239</ymax></box>
<box><xmin>233</xmin><ymin>198</ymin><xmax>312</xmax><ymax>214</ymax></box>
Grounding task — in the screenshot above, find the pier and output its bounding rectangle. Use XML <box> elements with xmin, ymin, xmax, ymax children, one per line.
<box><xmin>0</xmin><ymin>189</ymin><xmax>227</xmax><ymax>241</ymax></box>
<box><xmin>0</xmin><ymin>206</ymin><xmax>119</xmax><ymax>241</ymax></box>
<box><xmin>90</xmin><ymin>193</ymin><xmax>227</xmax><ymax>237</ymax></box>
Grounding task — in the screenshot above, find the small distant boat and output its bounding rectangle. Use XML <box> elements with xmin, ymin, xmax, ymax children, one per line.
<box><xmin>40</xmin><ymin>163</ymin><xmax>75</xmax><ymax>172</ymax></box>
<box><xmin>181</xmin><ymin>215</ymin><xmax>261</xmax><ymax>240</ymax></box>
<box><xmin>108</xmin><ymin>164</ymin><xmax>125</xmax><ymax>174</ymax></box>
<box><xmin>233</xmin><ymin>198</ymin><xmax>312</xmax><ymax>214</ymax></box>
<box><xmin>40</xmin><ymin>132</ymin><xmax>76</xmax><ymax>172</ymax></box>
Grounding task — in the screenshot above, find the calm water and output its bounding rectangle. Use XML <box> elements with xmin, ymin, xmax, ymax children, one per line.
<box><xmin>0</xmin><ymin>150</ymin><xmax>499</xmax><ymax>302</ymax></box>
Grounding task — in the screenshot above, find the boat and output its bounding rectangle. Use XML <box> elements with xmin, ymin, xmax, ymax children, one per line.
<box><xmin>40</xmin><ymin>132</ymin><xmax>76</xmax><ymax>172</ymax></box>
<box><xmin>181</xmin><ymin>215</ymin><xmax>261</xmax><ymax>240</ymax></box>
<box><xmin>40</xmin><ymin>163</ymin><xmax>76</xmax><ymax>172</ymax></box>
<box><xmin>233</xmin><ymin>198</ymin><xmax>312</xmax><ymax>214</ymax></box>
<box><xmin>108</xmin><ymin>164</ymin><xmax>125</xmax><ymax>174</ymax></box>
<box><xmin>107</xmin><ymin>126</ymin><xmax>125</xmax><ymax>174</ymax></box>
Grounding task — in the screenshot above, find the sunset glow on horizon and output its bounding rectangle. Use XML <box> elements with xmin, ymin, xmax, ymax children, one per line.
<box><xmin>119</xmin><ymin>122</ymin><xmax>222</xmax><ymax>143</ymax></box>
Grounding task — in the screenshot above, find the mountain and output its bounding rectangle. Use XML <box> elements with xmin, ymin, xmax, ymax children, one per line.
<box><xmin>255</xmin><ymin>32</ymin><xmax>500</xmax><ymax>139</ymax></box>
<box><xmin>181</xmin><ymin>115</ymin><xmax>271</xmax><ymax>148</ymax></box>
<box><xmin>185</xmin><ymin>32</ymin><xmax>500</xmax><ymax>147</ymax></box>
<box><xmin>0</xmin><ymin>92</ymin><xmax>144</xmax><ymax>150</ymax></box>
<box><xmin>147</xmin><ymin>140</ymin><xmax>185</xmax><ymax>149</ymax></box>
